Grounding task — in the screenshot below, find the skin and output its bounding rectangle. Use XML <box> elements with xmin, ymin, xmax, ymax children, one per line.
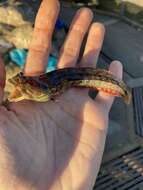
<box><xmin>0</xmin><ymin>0</ymin><xmax>122</xmax><ymax>189</ymax></box>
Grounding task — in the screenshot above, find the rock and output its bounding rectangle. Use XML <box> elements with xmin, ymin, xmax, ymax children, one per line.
<box><xmin>0</xmin><ymin>0</ymin><xmax>40</xmax><ymax>26</ymax></box>
<box><xmin>124</xmin><ymin>2</ymin><xmax>143</xmax><ymax>25</ymax></box>
<box><xmin>0</xmin><ymin>6</ymin><xmax>29</xmax><ymax>26</ymax></box>
<box><xmin>126</xmin><ymin>2</ymin><xmax>143</xmax><ymax>14</ymax></box>
<box><xmin>122</xmin><ymin>0</ymin><xmax>143</xmax><ymax>7</ymax></box>
<box><xmin>2</xmin><ymin>23</ymin><xmax>66</xmax><ymax>54</ymax></box>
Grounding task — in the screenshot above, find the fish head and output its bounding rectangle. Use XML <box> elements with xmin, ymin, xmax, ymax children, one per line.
<box><xmin>8</xmin><ymin>72</ymin><xmax>50</xmax><ymax>102</ymax></box>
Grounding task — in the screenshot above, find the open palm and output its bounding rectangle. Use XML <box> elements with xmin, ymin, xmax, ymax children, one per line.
<box><xmin>0</xmin><ymin>0</ymin><xmax>122</xmax><ymax>190</ymax></box>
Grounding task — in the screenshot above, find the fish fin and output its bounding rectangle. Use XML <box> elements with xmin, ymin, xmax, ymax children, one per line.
<box><xmin>124</xmin><ymin>91</ymin><xmax>132</xmax><ymax>104</ymax></box>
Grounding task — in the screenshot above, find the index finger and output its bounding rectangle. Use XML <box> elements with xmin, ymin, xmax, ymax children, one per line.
<box><xmin>24</xmin><ymin>0</ymin><xmax>60</xmax><ymax>76</ymax></box>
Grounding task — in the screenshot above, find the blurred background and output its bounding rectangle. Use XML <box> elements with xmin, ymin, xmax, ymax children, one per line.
<box><xmin>1</xmin><ymin>1</ymin><xmax>143</xmax><ymax>189</ymax></box>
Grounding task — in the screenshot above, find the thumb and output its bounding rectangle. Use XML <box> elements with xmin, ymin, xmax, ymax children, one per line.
<box><xmin>0</xmin><ymin>55</ymin><xmax>6</xmax><ymax>103</ymax></box>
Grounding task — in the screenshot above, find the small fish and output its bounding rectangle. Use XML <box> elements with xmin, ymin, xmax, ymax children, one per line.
<box><xmin>8</xmin><ymin>67</ymin><xmax>131</xmax><ymax>104</ymax></box>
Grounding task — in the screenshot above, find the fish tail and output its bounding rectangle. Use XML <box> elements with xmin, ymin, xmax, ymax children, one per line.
<box><xmin>123</xmin><ymin>90</ymin><xmax>132</xmax><ymax>104</ymax></box>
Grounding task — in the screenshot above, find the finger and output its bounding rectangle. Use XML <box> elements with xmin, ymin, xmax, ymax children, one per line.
<box><xmin>58</xmin><ymin>8</ymin><xmax>93</xmax><ymax>68</ymax></box>
<box><xmin>96</xmin><ymin>61</ymin><xmax>123</xmax><ymax>112</ymax></box>
<box><xmin>0</xmin><ymin>55</ymin><xmax>6</xmax><ymax>103</ymax></box>
<box><xmin>80</xmin><ymin>23</ymin><xmax>105</xmax><ymax>68</ymax></box>
<box><xmin>24</xmin><ymin>0</ymin><xmax>60</xmax><ymax>76</ymax></box>
<box><xmin>80</xmin><ymin>23</ymin><xmax>105</xmax><ymax>96</ymax></box>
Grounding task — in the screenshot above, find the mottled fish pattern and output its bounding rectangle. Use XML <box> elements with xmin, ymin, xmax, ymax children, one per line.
<box><xmin>8</xmin><ymin>67</ymin><xmax>131</xmax><ymax>104</ymax></box>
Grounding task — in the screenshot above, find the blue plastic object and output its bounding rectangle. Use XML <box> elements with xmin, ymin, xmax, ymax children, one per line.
<box><xmin>47</xmin><ymin>56</ymin><xmax>58</xmax><ymax>72</ymax></box>
<box><xmin>9</xmin><ymin>49</ymin><xmax>28</xmax><ymax>68</ymax></box>
<box><xmin>9</xmin><ymin>49</ymin><xmax>58</xmax><ymax>72</ymax></box>
<box><xmin>55</xmin><ymin>19</ymin><xmax>65</xmax><ymax>30</ymax></box>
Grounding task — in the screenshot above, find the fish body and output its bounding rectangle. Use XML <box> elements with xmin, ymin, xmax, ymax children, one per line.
<box><xmin>8</xmin><ymin>67</ymin><xmax>131</xmax><ymax>104</ymax></box>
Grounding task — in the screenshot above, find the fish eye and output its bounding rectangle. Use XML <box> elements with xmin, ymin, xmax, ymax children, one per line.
<box><xmin>19</xmin><ymin>72</ymin><xmax>26</xmax><ymax>79</ymax></box>
<box><xmin>19</xmin><ymin>72</ymin><xmax>24</xmax><ymax>77</ymax></box>
<box><xmin>19</xmin><ymin>73</ymin><xmax>28</xmax><ymax>82</ymax></box>
<box><xmin>22</xmin><ymin>76</ymin><xmax>27</xmax><ymax>80</ymax></box>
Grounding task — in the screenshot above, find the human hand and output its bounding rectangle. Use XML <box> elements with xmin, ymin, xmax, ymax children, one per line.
<box><xmin>0</xmin><ymin>0</ymin><xmax>122</xmax><ymax>189</ymax></box>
